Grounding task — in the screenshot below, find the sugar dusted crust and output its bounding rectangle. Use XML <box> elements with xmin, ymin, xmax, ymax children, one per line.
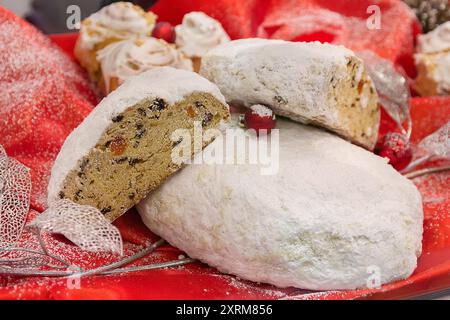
<box><xmin>138</xmin><ymin>118</ymin><xmax>423</xmax><ymax>290</ymax></box>
<box><xmin>200</xmin><ymin>39</ymin><xmax>380</xmax><ymax>149</ymax></box>
<box><xmin>48</xmin><ymin>68</ymin><xmax>229</xmax><ymax>220</ymax></box>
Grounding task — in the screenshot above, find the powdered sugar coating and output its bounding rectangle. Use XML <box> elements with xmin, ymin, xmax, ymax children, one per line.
<box><xmin>200</xmin><ymin>38</ymin><xmax>367</xmax><ymax>128</ymax></box>
<box><xmin>47</xmin><ymin>67</ymin><xmax>227</xmax><ymax>204</ymax></box>
<box><xmin>250</xmin><ymin>104</ymin><xmax>273</xmax><ymax>117</ymax></box>
<box><xmin>138</xmin><ymin>118</ymin><xmax>423</xmax><ymax>290</ymax></box>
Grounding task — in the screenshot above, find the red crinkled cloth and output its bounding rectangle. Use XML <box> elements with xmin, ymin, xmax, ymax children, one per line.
<box><xmin>0</xmin><ymin>1</ymin><xmax>449</xmax><ymax>300</ymax></box>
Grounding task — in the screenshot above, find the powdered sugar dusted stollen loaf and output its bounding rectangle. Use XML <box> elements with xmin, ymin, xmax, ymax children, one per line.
<box><xmin>137</xmin><ymin>118</ymin><xmax>422</xmax><ymax>290</ymax></box>
<box><xmin>48</xmin><ymin>67</ymin><xmax>229</xmax><ymax>221</ymax></box>
<box><xmin>200</xmin><ymin>39</ymin><xmax>380</xmax><ymax>150</ymax></box>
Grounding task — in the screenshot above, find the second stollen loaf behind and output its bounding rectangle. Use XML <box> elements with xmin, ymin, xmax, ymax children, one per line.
<box><xmin>200</xmin><ymin>39</ymin><xmax>380</xmax><ymax>149</ymax></box>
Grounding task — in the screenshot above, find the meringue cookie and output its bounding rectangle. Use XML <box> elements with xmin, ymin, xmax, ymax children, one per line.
<box><xmin>415</xmin><ymin>21</ymin><xmax>450</xmax><ymax>96</ymax></box>
<box><xmin>97</xmin><ymin>37</ymin><xmax>193</xmax><ymax>93</ymax></box>
<box><xmin>415</xmin><ymin>49</ymin><xmax>450</xmax><ymax>96</ymax></box>
<box><xmin>78</xmin><ymin>2</ymin><xmax>157</xmax><ymax>51</ymax></box>
<box><xmin>175</xmin><ymin>12</ymin><xmax>230</xmax><ymax>58</ymax></box>
<box><xmin>417</xmin><ymin>21</ymin><xmax>450</xmax><ymax>54</ymax></box>
<box><xmin>428</xmin><ymin>52</ymin><xmax>450</xmax><ymax>94</ymax></box>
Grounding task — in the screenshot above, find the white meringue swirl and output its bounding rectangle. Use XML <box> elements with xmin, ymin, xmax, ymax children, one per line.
<box><xmin>433</xmin><ymin>52</ymin><xmax>450</xmax><ymax>94</ymax></box>
<box><xmin>79</xmin><ymin>2</ymin><xmax>156</xmax><ymax>50</ymax></box>
<box><xmin>418</xmin><ymin>21</ymin><xmax>450</xmax><ymax>54</ymax></box>
<box><xmin>175</xmin><ymin>12</ymin><xmax>230</xmax><ymax>58</ymax></box>
<box><xmin>97</xmin><ymin>37</ymin><xmax>193</xmax><ymax>92</ymax></box>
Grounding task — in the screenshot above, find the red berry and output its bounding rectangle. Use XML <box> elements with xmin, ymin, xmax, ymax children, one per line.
<box><xmin>244</xmin><ymin>105</ymin><xmax>276</xmax><ymax>135</ymax></box>
<box><xmin>375</xmin><ymin>132</ymin><xmax>413</xmax><ymax>171</ymax></box>
<box><xmin>152</xmin><ymin>22</ymin><xmax>176</xmax><ymax>43</ymax></box>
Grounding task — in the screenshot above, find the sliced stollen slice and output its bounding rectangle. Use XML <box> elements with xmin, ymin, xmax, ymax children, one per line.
<box><xmin>200</xmin><ymin>38</ymin><xmax>380</xmax><ymax>150</ymax></box>
<box><xmin>48</xmin><ymin>67</ymin><xmax>230</xmax><ymax>221</ymax></box>
<box><xmin>137</xmin><ymin>118</ymin><xmax>423</xmax><ymax>290</ymax></box>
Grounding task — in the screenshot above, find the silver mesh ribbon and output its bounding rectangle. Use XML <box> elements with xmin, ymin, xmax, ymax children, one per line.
<box><xmin>415</xmin><ymin>121</ymin><xmax>450</xmax><ymax>161</ymax></box>
<box><xmin>356</xmin><ymin>50</ymin><xmax>412</xmax><ymax>137</ymax></box>
<box><xmin>0</xmin><ymin>145</ymin><xmax>32</xmax><ymax>248</ymax></box>
<box><xmin>29</xmin><ymin>199</ymin><xmax>123</xmax><ymax>255</ymax></box>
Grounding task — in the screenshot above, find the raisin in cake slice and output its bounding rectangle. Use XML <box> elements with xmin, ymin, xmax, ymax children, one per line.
<box><xmin>200</xmin><ymin>38</ymin><xmax>380</xmax><ymax>150</ymax></box>
<box><xmin>48</xmin><ymin>67</ymin><xmax>230</xmax><ymax>221</ymax></box>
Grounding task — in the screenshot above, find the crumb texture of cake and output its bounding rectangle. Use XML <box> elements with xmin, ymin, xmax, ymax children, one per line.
<box><xmin>97</xmin><ymin>37</ymin><xmax>193</xmax><ymax>94</ymax></box>
<box><xmin>415</xmin><ymin>22</ymin><xmax>450</xmax><ymax>96</ymax></box>
<box><xmin>138</xmin><ymin>118</ymin><xmax>423</xmax><ymax>290</ymax></box>
<box><xmin>47</xmin><ymin>67</ymin><xmax>229</xmax><ymax>221</ymax></box>
<box><xmin>200</xmin><ymin>38</ymin><xmax>380</xmax><ymax>149</ymax></box>
<box><xmin>74</xmin><ymin>1</ymin><xmax>157</xmax><ymax>83</ymax></box>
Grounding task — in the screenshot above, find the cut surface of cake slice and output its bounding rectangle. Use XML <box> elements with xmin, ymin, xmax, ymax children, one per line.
<box><xmin>48</xmin><ymin>67</ymin><xmax>229</xmax><ymax>221</ymax></box>
<box><xmin>200</xmin><ymin>38</ymin><xmax>380</xmax><ymax>149</ymax></box>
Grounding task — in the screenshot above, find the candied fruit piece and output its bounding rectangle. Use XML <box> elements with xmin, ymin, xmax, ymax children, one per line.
<box><xmin>110</xmin><ymin>136</ymin><xmax>128</xmax><ymax>156</ymax></box>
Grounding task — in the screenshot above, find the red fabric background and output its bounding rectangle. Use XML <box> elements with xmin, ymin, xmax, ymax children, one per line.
<box><xmin>0</xmin><ymin>1</ymin><xmax>449</xmax><ymax>299</ymax></box>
